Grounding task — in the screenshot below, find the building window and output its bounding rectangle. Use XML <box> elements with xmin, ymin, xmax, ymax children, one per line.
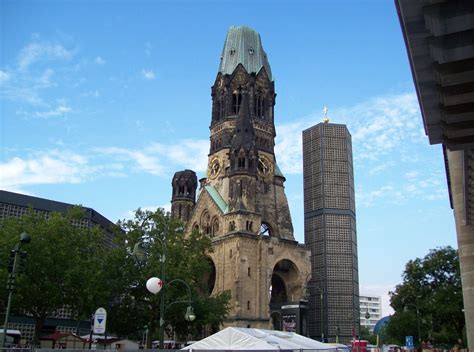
<box><xmin>255</xmin><ymin>93</ymin><xmax>265</xmax><ymax>118</ymax></box>
<box><xmin>246</xmin><ymin>220</ymin><xmax>253</xmax><ymax>231</ymax></box>
<box><xmin>248</xmin><ymin>267</ymin><xmax>251</xmax><ymax>276</ymax></box>
<box><xmin>247</xmin><ymin>301</ymin><xmax>250</xmax><ymax>310</ymax></box>
<box><xmin>232</xmin><ymin>91</ymin><xmax>242</xmax><ymax>114</ymax></box>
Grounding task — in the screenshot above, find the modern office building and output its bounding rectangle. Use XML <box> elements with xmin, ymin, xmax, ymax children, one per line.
<box><xmin>359</xmin><ymin>295</ymin><xmax>382</xmax><ymax>333</ymax></box>
<box><xmin>395</xmin><ymin>0</ymin><xmax>474</xmax><ymax>349</ymax></box>
<box><xmin>0</xmin><ymin>190</ymin><xmax>115</xmax><ymax>247</ymax></box>
<box><xmin>302</xmin><ymin>121</ymin><xmax>359</xmax><ymax>343</ymax></box>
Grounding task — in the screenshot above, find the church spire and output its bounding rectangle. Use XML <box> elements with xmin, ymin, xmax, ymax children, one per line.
<box><xmin>219</xmin><ymin>26</ymin><xmax>272</xmax><ymax>80</ymax></box>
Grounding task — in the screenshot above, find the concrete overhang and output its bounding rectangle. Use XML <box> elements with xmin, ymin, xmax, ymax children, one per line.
<box><xmin>395</xmin><ymin>0</ymin><xmax>474</xmax><ymax>224</ymax></box>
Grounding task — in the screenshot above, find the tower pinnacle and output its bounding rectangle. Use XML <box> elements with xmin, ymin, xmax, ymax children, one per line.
<box><xmin>218</xmin><ymin>26</ymin><xmax>272</xmax><ymax>80</ymax></box>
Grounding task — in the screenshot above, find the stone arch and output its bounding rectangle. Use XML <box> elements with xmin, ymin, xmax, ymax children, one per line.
<box><xmin>269</xmin><ymin>259</ymin><xmax>301</xmax><ymax>304</ymax></box>
<box><xmin>201</xmin><ymin>256</ymin><xmax>217</xmax><ymax>295</ymax></box>
<box><xmin>211</xmin><ymin>216</ymin><xmax>220</xmax><ymax>237</ymax></box>
<box><xmin>200</xmin><ymin>210</ymin><xmax>211</xmax><ymax>235</ymax></box>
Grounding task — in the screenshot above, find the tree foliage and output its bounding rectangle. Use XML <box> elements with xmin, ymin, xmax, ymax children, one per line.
<box><xmin>385</xmin><ymin>246</ymin><xmax>465</xmax><ymax>347</ymax></box>
<box><xmin>0</xmin><ymin>208</ymin><xmax>109</xmax><ymax>343</ymax></box>
<box><xmin>103</xmin><ymin>208</ymin><xmax>230</xmax><ymax>345</ymax></box>
<box><xmin>0</xmin><ymin>208</ymin><xmax>229</xmax><ymax>345</ymax></box>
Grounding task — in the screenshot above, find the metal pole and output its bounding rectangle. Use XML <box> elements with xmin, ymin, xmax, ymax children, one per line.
<box><xmin>159</xmin><ymin>220</ymin><xmax>168</xmax><ymax>351</ymax></box>
<box><xmin>88</xmin><ymin>314</ymin><xmax>94</xmax><ymax>349</ymax></box>
<box><xmin>1</xmin><ymin>243</ymin><xmax>20</xmax><ymax>349</ymax></box>
<box><xmin>416</xmin><ymin>307</ymin><xmax>421</xmax><ymax>344</ymax></box>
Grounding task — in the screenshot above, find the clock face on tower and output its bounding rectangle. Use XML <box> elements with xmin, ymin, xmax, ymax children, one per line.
<box><xmin>258</xmin><ymin>155</ymin><xmax>273</xmax><ymax>176</ymax></box>
<box><xmin>208</xmin><ymin>157</ymin><xmax>221</xmax><ymax>179</ymax></box>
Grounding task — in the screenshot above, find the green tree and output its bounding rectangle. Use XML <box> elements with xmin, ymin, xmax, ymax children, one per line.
<box><xmin>360</xmin><ymin>326</ymin><xmax>377</xmax><ymax>345</ymax></box>
<box><xmin>386</xmin><ymin>246</ymin><xmax>465</xmax><ymax>347</ymax></box>
<box><xmin>0</xmin><ymin>208</ymin><xmax>109</xmax><ymax>344</ymax></box>
<box><xmin>103</xmin><ymin>208</ymin><xmax>230</xmax><ymax>346</ymax></box>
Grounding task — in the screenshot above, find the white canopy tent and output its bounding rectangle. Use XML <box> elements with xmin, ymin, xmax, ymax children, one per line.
<box><xmin>182</xmin><ymin>327</ymin><xmax>339</xmax><ymax>350</ymax></box>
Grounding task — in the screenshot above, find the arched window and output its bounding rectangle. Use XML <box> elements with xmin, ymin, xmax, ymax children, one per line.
<box><xmin>201</xmin><ymin>212</ymin><xmax>211</xmax><ymax>235</ymax></box>
<box><xmin>254</xmin><ymin>92</ymin><xmax>265</xmax><ymax>118</ymax></box>
<box><xmin>211</xmin><ymin>218</ymin><xmax>219</xmax><ymax>237</ymax></box>
<box><xmin>232</xmin><ymin>88</ymin><xmax>243</xmax><ymax>114</ymax></box>
<box><xmin>219</xmin><ymin>96</ymin><xmax>225</xmax><ymax>119</ymax></box>
<box><xmin>246</xmin><ymin>220</ymin><xmax>253</xmax><ymax>231</ymax></box>
<box><xmin>215</xmin><ymin>100</ymin><xmax>221</xmax><ymax>121</ymax></box>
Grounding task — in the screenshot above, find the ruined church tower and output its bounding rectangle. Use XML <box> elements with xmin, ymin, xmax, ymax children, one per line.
<box><xmin>172</xmin><ymin>26</ymin><xmax>310</xmax><ymax>329</ymax></box>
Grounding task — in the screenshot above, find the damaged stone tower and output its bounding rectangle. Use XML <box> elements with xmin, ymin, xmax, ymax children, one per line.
<box><xmin>171</xmin><ymin>26</ymin><xmax>310</xmax><ymax>329</ymax></box>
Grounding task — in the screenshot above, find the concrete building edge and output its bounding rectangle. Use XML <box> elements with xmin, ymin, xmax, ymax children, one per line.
<box><xmin>447</xmin><ymin>149</ymin><xmax>474</xmax><ymax>350</ymax></box>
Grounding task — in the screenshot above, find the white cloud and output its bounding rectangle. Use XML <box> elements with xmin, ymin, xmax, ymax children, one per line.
<box><xmin>274</xmin><ymin>92</ymin><xmax>447</xmax><ymax>207</ymax></box>
<box><xmin>145</xmin><ymin>42</ymin><xmax>153</xmax><ymax>57</ymax></box>
<box><xmin>1</xmin><ymin>41</ymin><xmax>75</xmax><ymax>107</ymax></box>
<box><xmin>141</xmin><ymin>69</ymin><xmax>156</xmax><ymax>80</ymax></box>
<box><xmin>275</xmin><ymin>93</ymin><xmax>423</xmax><ymax>175</ymax></box>
<box><xmin>405</xmin><ymin>171</ymin><xmax>419</xmax><ymax>179</ymax></box>
<box><xmin>17</xmin><ymin>42</ymin><xmax>73</xmax><ymax>71</ymax></box>
<box><xmin>274</xmin><ymin>121</ymin><xmax>306</xmax><ymax>174</ymax></box>
<box><xmin>98</xmin><ymin>139</ymin><xmax>208</xmax><ymax>176</ymax></box>
<box><xmin>369</xmin><ymin>161</ymin><xmax>395</xmax><ymax>175</ymax></box>
<box><xmin>0</xmin><ymin>70</ymin><xmax>11</xmax><ymax>82</ymax></box>
<box><xmin>147</xmin><ymin>139</ymin><xmax>209</xmax><ymax>172</ymax></box>
<box><xmin>98</xmin><ymin>147</ymin><xmax>166</xmax><ymax>176</ymax></box>
<box><xmin>0</xmin><ymin>151</ymin><xmax>91</xmax><ymax>189</ymax></box>
<box><xmin>95</xmin><ymin>56</ymin><xmax>106</xmax><ymax>65</ymax></box>
<box><xmin>356</xmin><ymin>185</ymin><xmax>397</xmax><ymax>208</ymax></box>
<box><xmin>81</xmin><ymin>90</ymin><xmax>99</xmax><ymax>98</ymax></box>
<box><xmin>122</xmin><ymin>203</ymin><xmax>171</xmax><ymax>222</ymax></box>
<box><xmin>34</xmin><ymin>103</ymin><xmax>72</xmax><ymax>118</ymax></box>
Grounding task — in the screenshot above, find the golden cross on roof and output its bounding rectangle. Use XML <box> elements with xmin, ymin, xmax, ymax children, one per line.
<box><xmin>323</xmin><ymin>106</ymin><xmax>330</xmax><ymax>123</ymax></box>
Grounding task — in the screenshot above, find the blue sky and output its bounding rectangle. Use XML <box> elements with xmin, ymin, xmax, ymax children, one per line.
<box><xmin>0</xmin><ymin>0</ymin><xmax>457</xmax><ymax>315</ymax></box>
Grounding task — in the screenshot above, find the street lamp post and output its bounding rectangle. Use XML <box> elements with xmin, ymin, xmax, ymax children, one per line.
<box><xmin>404</xmin><ymin>299</ymin><xmax>421</xmax><ymax>345</ymax></box>
<box><xmin>303</xmin><ymin>276</ymin><xmax>324</xmax><ymax>342</ymax></box>
<box><xmin>132</xmin><ymin>214</ymin><xmax>195</xmax><ymax>350</ymax></box>
<box><xmin>158</xmin><ymin>278</ymin><xmax>195</xmax><ymax>348</ymax></box>
<box><xmin>1</xmin><ymin>232</ymin><xmax>31</xmax><ymax>348</ymax></box>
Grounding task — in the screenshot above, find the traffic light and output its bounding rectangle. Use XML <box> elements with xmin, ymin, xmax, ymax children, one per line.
<box><xmin>7</xmin><ymin>250</ymin><xmax>15</xmax><ymax>273</ymax></box>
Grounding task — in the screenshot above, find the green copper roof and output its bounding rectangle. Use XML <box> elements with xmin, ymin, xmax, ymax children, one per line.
<box><xmin>275</xmin><ymin>163</ymin><xmax>285</xmax><ymax>178</ymax></box>
<box><xmin>205</xmin><ymin>185</ymin><xmax>229</xmax><ymax>214</ymax></box>
<box><xmin>219</xmin><ymin>26</ymin><xmax>272</xmax><ymax>80</ymax></box>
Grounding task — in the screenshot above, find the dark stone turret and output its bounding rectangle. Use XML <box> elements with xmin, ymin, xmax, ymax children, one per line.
<box><xmin>171</xmin><ymin>170</ymin><xmax>197</xmax><ymax>223</ymax></box>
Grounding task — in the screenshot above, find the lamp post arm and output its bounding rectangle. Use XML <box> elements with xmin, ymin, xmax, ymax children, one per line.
<box><xmin>160</xmin><ymin>300</ymin><xmax>193</xmax><ymax>326</ymax></box>
<box><xmin>166</xmin><ymin>279</ymin><xmax>193</xmax><ymax>302</ymax></box>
